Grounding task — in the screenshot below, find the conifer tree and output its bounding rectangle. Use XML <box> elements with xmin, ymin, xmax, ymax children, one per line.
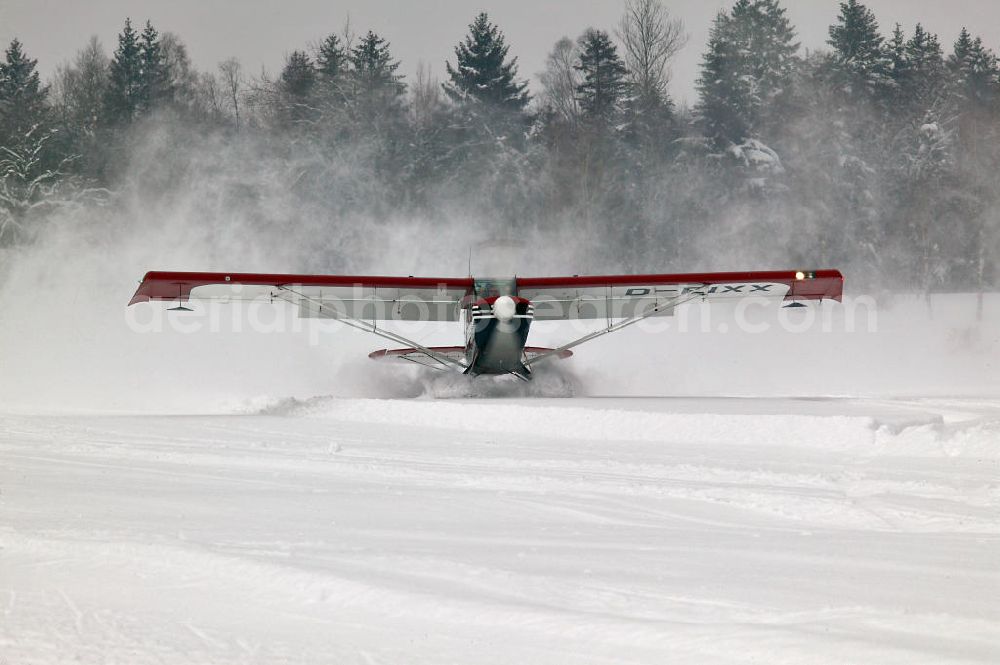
<box><xmin>443</xmin><ymin>12</ymin><xmax>529</xmax><ymax>112</ymax></box>
<box><xmin>348</xmin><ymin>31</ymin><xmax>406</xmax><ymax>116</ymax></box>
<box><xmin>139</xmin><ymin>21</ymin><xmax>171</xmax><ymax>110</ymax></box>
<box><xmin>885</xmin><ymin>23</ymin><xmax>911</xmax><ymax>104</ymax></box>
<box><xmin>281</xmin><ymin>50</ymin><xmax>316</xmax><ymax>98</ymax></box>
<box><xmin>696</xmin><ymin>0</ymin><xmax>798</xmax><ymax>145</ymax></box>
<box><xmin>946</xmin><ymin>29</ymin><xmax>999</xmax><ymax>171</ymax></box>
<box><xmin>902</xmin><ymin>24</ymin><xmax>946</xmax><ymax>111</ymax></box>
<box><xmin>278</xmin><ymin>50</ymin><xmax>316</xmax><ymax>126</ymax></box>
<box><xmin>965</xmin><ymin>37</ymin><xmax>999</xmax><ymax>106</ymax></box>
<box><xmin>317</xmin><ymin>34</ymin><xmax>348</xmax><ymax>82</ymax></box>
<box><xmin>314</xmin><ymin>33</ymin><xmax>349</xmax><ymax>116</ymax></box>
<box><xmin>0</xmin><ymin>39</ymin><xmax>48</xmax><ymax>147</ymax></box>
<box><xmin>103</xmin><ymin>18</ymin><xmax>143</xmax><ymax>124</ymax></box>
<box><xmin>575</xmin><ymin>29</ymin><xmax>628</xmax><ymax>125</ymax></box>
<box><xmin>948</xmin><ymin>29</ymin><xmax>998</xmax><ymax>108</ymax></box>
<box><xmin>826</xmin><ymin>0</ymin><xmax>890</xmax><ymax>99</ymax></box>
<box><xmin>948</xmin><ymin>27</ymin><xmax>974</xmax><ymax>76</ymax></box>
<box><xmin>697</xmin><ymin>11</ymin><xmax>748</xmax><ymax>144</ymax></box>
<box><xmin>739</xmin><ymin>0</ymin><xmax>799</xmax><ymax>134</ymax></box>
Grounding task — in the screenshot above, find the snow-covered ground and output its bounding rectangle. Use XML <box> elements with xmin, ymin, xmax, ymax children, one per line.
<box><xmin>2</xmin><ymin>396</ymin><xmax>999</xmax><ymax>664</ymax></box>
<box><xmin>3</xmin><ymin>234</ymin><xmax>999</xmax><ymax>664</ymax></box>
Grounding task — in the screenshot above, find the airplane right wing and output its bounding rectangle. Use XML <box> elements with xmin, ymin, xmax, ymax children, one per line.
<box><xmin>517</xmin><ymin>269</ymin><xmax>844</xmax><ymax>367</ymax></box>
<box><xmin>517</xmin><ymin>269</ymin><xmax>843</xmax><ymax>320</ymax></box>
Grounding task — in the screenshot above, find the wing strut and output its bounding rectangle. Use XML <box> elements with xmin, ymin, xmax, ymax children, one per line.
<box><xmin>525</xmin><ymin>290</ymin><xmax>707</xmax><ymax>369</ymax></box>
<box><xmin>274</xmin><ymin>286</ymin><xmax>468</xmax><ymax>372</ymax></box>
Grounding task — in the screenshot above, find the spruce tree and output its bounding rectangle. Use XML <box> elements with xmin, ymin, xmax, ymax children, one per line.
<box><xmin>281</xmin><ymin>50</ymin><xmax>316</xmax><ymax>98</ymax></box>
<box><xmin>279</xmin><ymin>50</ymin><xmax>316</xmax><ymax>126</ymax></box>
<box><xmin>948</xmin><ymin>28</ymin><xmax>974</xmax><ymax>76</ymax></box>
<box><xmin>317</xmin><ymin>34</ymin><xmax>348</xmax><ymax>82</ymax></box>
<box><xmin>948</xmin><ymin>29</ymin><xmax>998</xmax><ymax>108</ymax></box>
<box><xmin>575</xmin><ymin>29</ymin><xmax>628</xmax><ymax>125</ymax></box>
<box><xmin>104</xmin><ymin>18</ymin><xmax>143</xmax><ymax>124</ymax></box>
<box><xmin>0</xmin><ymin>39</ymin><xmax>48</xmax><ymax>147</ymax></box>
<box><xmin>696</xmin><ymin>0</ymin><xmax>798</xmax><ymax>146</ymax></box>
<box><xmin>348</xmin><ymin>31</ymin><xmax>406</xmax><ymax>115</ymax></box>
<box><xmin>0</xmin><ymin>40</ymin><xmax>63</xmax><ymax>247</ymax></box>
<box><xmin>902</xmin><ymin>24</ymin><xmax>946</xmax><ymax>111</ymax></box>
<box><xmin>906</xmin><ymin>24</ymin><xmax>943</xmax><ymax>75</ymax></box>
<box><xmin>739</xmin><ymin>0</ymin><xmax>799</xmax><ymax>134</ymax></box>
<box><xmin>139</xmin><ymin>21</ymin><xmax>171</xmax><ymax>110</ymax></box>
<box><xmin>946</xmin><ymin>29</ymin><xmax>999</xmax><ymax>169</ymax></box>
<box><xmin>443</xmin><ymin>12</ymin><xmax>529</xmax><ymax>111</ymax></box>
<box><xmin>964</xmin><ymin>37</ymin><xmax>999</xmax><ymax>107</ymax></box>
<box><xmin>314</xmin><ymin>33</ymin><xmax>349</xmax><ymax>117</ymax></box>
<box><xmin>697</xmin><ymin>11</ymin><xmax>748</xmax><ymax>144</ymax></box>
<box><xmin>885</xmin><ymin>23</ymin><xmax>911</xmax><ymax>102</ymax></box>
<box><xmin>826</xmin><ymin>0</ymin><xmax>889</xmax><ymax>99</ymax></box>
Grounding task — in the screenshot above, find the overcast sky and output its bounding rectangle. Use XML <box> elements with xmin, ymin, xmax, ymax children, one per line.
<box><xmin>2</xmin><ymin>0</ymin><xmax>999</xmax><ymax>105</ymax></box>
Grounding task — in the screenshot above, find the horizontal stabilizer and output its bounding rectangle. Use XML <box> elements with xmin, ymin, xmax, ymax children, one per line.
<box><xmin>370</xmin><ymin>346</ymin><xmax>572</xmax><ymax>370</ymax></box>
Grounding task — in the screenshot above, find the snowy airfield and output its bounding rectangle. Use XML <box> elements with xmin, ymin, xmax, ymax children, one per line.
<box><xmin>2</xmin><ymin>287</ymin><xmax>1000</xmax><ymax>664</ymax></box>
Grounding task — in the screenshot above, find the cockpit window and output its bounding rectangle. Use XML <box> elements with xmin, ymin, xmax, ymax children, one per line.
<box><xmin>473</xmin><ymin>278</ymin><xmax>516</xmax><ymax>298</ymax></box>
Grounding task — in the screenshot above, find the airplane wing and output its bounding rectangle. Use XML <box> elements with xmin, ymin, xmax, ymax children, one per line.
<box><xmin>517</xmin><ymin>269</ymin><xmax>843</xmax><ymax>320</ymax></box>
<box><xmin>129</xmin><ymin>271</ymin><xmax>474</xmax><ymax>321</ymax></box>
<box><xmin>517</xmin><ymin>269</ymin><xmax>844</xmax><ymax>367</ymax></box>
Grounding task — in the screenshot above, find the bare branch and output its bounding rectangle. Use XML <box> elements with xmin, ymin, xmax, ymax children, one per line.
<box><xmin>616</xmin><ymin>0</ymin><xmax>687</xmax><ymax>102</ymax></box>
<box><xmin>411</xmin><ymin>60</ymin><xmax>441</xmax><ymax>126</ymax></box>
<box><xmin>219</xmin><ymin>58</ymin><xmax>244</xmax><ymax>131</ymax></box>
<box><xmin>538</xmin><ymin>37</ymin><xmax>582</xmax><ymax>123</ymax></box>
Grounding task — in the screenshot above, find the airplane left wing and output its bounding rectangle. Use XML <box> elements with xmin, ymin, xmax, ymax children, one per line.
<box><xmin>129</xmin><ymin>271</ymin><xmax>474</xmax><ymax>321</ymax></box>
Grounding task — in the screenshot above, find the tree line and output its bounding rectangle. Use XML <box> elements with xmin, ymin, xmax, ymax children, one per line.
<box><xmin>1</xmin><ymin>0</ymin><xmax>998</xmax><ymax>291</ymax></box>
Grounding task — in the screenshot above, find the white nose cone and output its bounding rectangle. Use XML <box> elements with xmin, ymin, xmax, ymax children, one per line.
<box><xmin>493</xmin><ymin>295</ymin><xmax>516</xmax><ymax>322</ymax></box>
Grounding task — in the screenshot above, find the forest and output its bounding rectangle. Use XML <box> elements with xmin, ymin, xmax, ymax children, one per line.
<box><xmin>1</xmin><ymin>0</ymin><xmax>998</xmax><ymax>291</ymax></box>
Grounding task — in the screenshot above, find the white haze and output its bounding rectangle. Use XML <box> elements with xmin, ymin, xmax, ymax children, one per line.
<box><xmin>0</xmin><ymin>117</ymin><xmax>998</xmax><ymax>414</ymax></box>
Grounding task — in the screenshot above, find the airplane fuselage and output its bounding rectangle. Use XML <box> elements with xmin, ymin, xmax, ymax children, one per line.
<box><xmin>464</xmin><ymin>279</ymin><xmax>535</xmax><ymax>378</ymax></box>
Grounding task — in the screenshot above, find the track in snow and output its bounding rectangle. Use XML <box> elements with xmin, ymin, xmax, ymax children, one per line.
<box><xmin>2</xmin><ymin>396</ymin><xmax>998</xmax><ymax>664</ymax></box>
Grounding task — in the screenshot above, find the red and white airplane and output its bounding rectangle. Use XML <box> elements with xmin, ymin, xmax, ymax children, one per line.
<box><xmin>130</xmin><ymin>269</ymin><xmax>843</xmax><ymax>380</ymax></box>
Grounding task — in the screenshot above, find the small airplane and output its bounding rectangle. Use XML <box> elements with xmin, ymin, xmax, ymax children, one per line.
<box><xmin>130</xmin><ymin>269</ymin><xmax>843</xmax><ymax>380</ymax></box>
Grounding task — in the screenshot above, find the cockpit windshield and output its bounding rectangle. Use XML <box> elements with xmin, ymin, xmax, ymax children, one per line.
<box><xmin>473</xmin><ymin>278</ymin><xmax>516</xmax><ymax>298</ymax></box>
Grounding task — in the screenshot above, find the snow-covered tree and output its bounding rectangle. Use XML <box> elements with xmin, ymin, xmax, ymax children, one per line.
<box><xmin>696</xmin><ymin>0</ymin><xmax>799</xmax><ymax>146</ymax></box>
<box><xmin>444</xmin><ymin>13</ymin><xmax>529</xmax><ymax>113</ymax></box>
<box><xmin>697</xmin><ymin>11</ymin><xmax>749</xmax><ymax>145</ymax></box>
<box><xmin>948</xmin><ymin>29</ymin><xmax>999</xmax><ymax>109</ymax></box>
<box><xmin>0</xmin><ymin>126</ymin><xmax>109</xmax><ymax>247</ymax></box>
<box><xmin>826</xmin><ymin>0</ymin><xmax>891</xmax><ymax>100</ymax></box>
<box><xmin>885</xmin><ymin>22</ymin><xmax>911</xmax><ymax>96</ymax></box>
<box><xmin>901</xmin><ymin>24</ymin><xmax>946</xmax><ymax>112</ymax></box>
<box><xmin>0</xmin><ymin>39</ymin><xmax>48</xmax><ymax>149</ymax></box>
